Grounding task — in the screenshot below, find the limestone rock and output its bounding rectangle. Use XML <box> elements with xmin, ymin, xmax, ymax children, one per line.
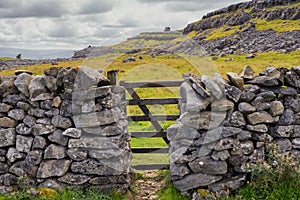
<box><xmin>38</xmin><ymin>180</ymin><xmax>62</xmax><ymax>190</ymax></box>
<box><xmin>72</xmin><ymin>107</ymin><xmax>122</xmax><ymax>128</ymax></box>
<box><xmin>62</xmin><ymin>128</ymin><xmax>81</xmax><ymax>138</ymax></box>
<box><xmin>252</xmin><ymin>133</ymin><xmax>273</xmax><ymax>142</ymax></box>
<box><xmin>48</xmin><ymin>130</ymin><xmax>69</xmax><ymax>146</ymax></box>
<box><xmin>44</xmin><ymin>144</ymin><xmax>66</xmax><ymax>159</ymax></box>
<box><xmin>225</xmin><ymin>84</ymin><xmax>242</xmax><ymax>103</ymax></box>
<box><xmin>37</xmin><ymin>159</ymin><xmax>71</xmax><ymax>178</ymax></box>
<box><xmin>248</xmin><ymin>76</ymin><xmax>280</xmax><ymax>86</ymax></box>
<box><xmin>51</xmin><ymin>115</ymin><xmax>72</xmax><ymax>129</ymax></box>
<box><xmin>14</xmin><ymin>73</ymin><xmax>32</xmax><ymax>96</ymax></box>
<box><xmin>0</xmin><ymin>128</ymin><xmax>16</xmax><ymax>147</ymax></box>
<box><xmin>6</xmin><ymin>148</ymin><xmax>24</xmax><ymax>163</ymax></box>
<box><xmin>240</xmin><ymin>140</ymin><xmax>254</xmax><ymax>155</ymax></box>
<box><xmin>170</xmin><ymin>164</ymin><xmax>190</xmax><ymax>180</ymax></box>
<box><xmin>66</xmin><ymin>148</ymin><xmax>88</xmax><ymax>161</ymax></box>
<box><xmin>211</xmin><ymin>99</ymin><xmax>234</xmax><ymax>112</ymax></box>
<box><xmin>89</xmin><ymin>175</ymin><xmax>130</xmax><ymax>185</ymax></box>
<box><xmin>202</xmin><ymin>75</ymin><xmax>223</xmax><ymax>99</ymax></box>
<box><xmin>227</xmin><ymin>72</ymin><xmax>244</xmax><ymax>90</ymax></box>
<box><xmin>53</xmin><ymin>96</ymin><xmax>62</xmax><ymax>108</ymax></box>
<box><xmin>58</xmin><ymin>173</ymin><xmax>90</xmax><ymax>185</ymax></box>
<box><xmin>0</xmin><ymin>103</ymin><xmax>12</xmax><ymax>113</ymax></box>
<box><xmin>8</xmin><ymin>109</ymin><xmax>25</xmax><ymax>121</ymax></box>
<box><xmin>16</xmin><ymin>135</ymin><xmax>33</xmax><ymax>153</ymax></box>
<box><xmin>60</xmin><ymin>100</ymin><xmax>72</xmax><ymax>117</ymax></box>
<box><xmin>208</xmin><ymin>175</ymin><xmax>246</xmax><ymax>192</ymax></box>
<box><xmin>269</xmin><ymin>101</ymin><xmax>284</xmax><ymax>116</ymax></box>
<box><xmin>275</xmin><ymin>139</ymin><xmax>292</xmax><ymax>153</ymax></box>
<box><xmin>237</xmin><ymin>131</ymin><xmax>252</xmax><ymax>140</ymax></box>
<box><xmin>278</xmin><ymin>109</ymin><xmax>294</xmax><ymax>125</ymax></box>
<box><xmin>246</xmin><ymin>124</ymin><xmax>268</xmax><ymax>133</ymax></box>
<box><xmin>31</xmin><ymin>93</ymin><xmax>53</xmax><ymax>102</ymax></box>
<box><xmin>271</xmin><ymin>126</ymin><xmax>294</xmax><ymax>138</ymax></box>
<box><xmin>71</xmin><ymin>159</ymin><xmax>128</xmax><ymax>176</ymax></box>
<box><xmin>0</xmin><ymin>117</ymin><xmax>17</xmax><ymax>128</ymax></box>
<box><xmin>167</xmin><ymin>124</ymin><xmax>200</xmax><ymax>141</ymax></box>
<box><xmin>75</xmin><ymin>66</ymin><xmax>107</xmax><ymax>90</ymax></box>
<box><xmin>214</xmin><ymin>138</ymin><xmax>240</xmax><ymax>151</ymax></box>
<box><xmin>182</xmin><ymin>74</ymin><xmax>210</xmax><ymax>98</ymax></box>
<box><xmin>25</xmin><ymin>150</ymin><xmax>43</xmax><ymax>166</ymax></box>
<box><xmin>43</xmin><ymin>71</ymin><xmax>57</xmax><ymax>89</ymax></box>
<box><xmin>32</xmin><ymin>136</ymin><xmax>47</xmax><ymax>149</ymax></box>
<box><xmin>247</xmin><ymin>111</ymin><xmax>274</xmax><ymax>125</ymax></box>
<box><xmin>68</xmin><ymin>137</ymin><xmax>121</xmax><ymax>149</ymax></box>
<box><xmin>230</xmin><ymin>111</ymin><xmax>246</xmax><ymax>128</ymax></box>
<box><xmin>292</xmin><ymin>138</ymin><xmax>300</xmax><ymax>149</ymax></box>
<box><xmin>238</xmin><ymin>102</ymin><xmax>256</xmax><ymax>114</ymax></box>
<box><xmin>292</xmin><ymin>125</ymin><xmax>300</xmax><ymax>137</ymax></box>
<box><xmin>188</xmin><ymin>157</ymin><xmax>227</xmax><ymax>175</ymax></box>
<box><xmin>16</xmin><ymin>124</ymin><xmax>32</xmax><ymax>135</ymax></box>
<box><xmin>0</xmin><ymin>77</ymin><xmax>18</xmax><ymax>97</ymax></box>
<box><xmin>240</xmin><ymin>91</ymin><xmax>256</xmax><ymax>102</ymax></box>
<box><xmin>180</xmin><ymin>111</ymin><xmax>225</xmax><ymax>130</ymax></box>
<box><xmin>251</xmin><ymin>96</ymin><xmax>271</xmax><ymax>111</ymax></box>
<box><xmin>23</xmin><ymin>115</ymin><xmax>36</xmax><ymax>127</ymax></box>
<box><xmin>28</xmin><ymin>76</ymin><xmax>47</xmax><ymax>98</ymax></box>
<box><xmin>0</xmin><ymin>173</ymin><xmax>17</xmax><ymax>187</ymax></box>
<box><xmin>16</xmin><ymin>102</ymin><xmax>32</xmax><ymax>112</ymax></box>
<box><xmin>32</xmin><ymin>124</ymin><xmax>56</xmax><ymax>136</ymax></box>
<box><xmin>211</xmin><ymin>150</ymin><xmax>230</xmax><ymax>161</ymax></box>
<box><xmin>240</xmin><ymin>65</ymin><xmax>254</xmax><ymax>79</ymax></box>
<box><xmin>173</xmin><ymin>173</ymin><xmax>222</xmax><ymax>192</ymax></box>
<box><xmin>180</xmin><ymin>82</ymin><xmax>211</xmax><ymax>112</ymax></box>
<box><xmin>28</xmin><ymin>108</ymin><xmax>45</xmax><ymax>118</ymax></box>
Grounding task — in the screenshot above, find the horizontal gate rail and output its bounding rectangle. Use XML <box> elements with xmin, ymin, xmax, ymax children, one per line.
<box><xmin>128</xmin><ymin>114</ymin><xmax>180</xmax><ymax>121</ymax></box>
<box><xmin>131</xmin><ymin>131</ymin><xmax>166</xmax><ymax>138</ymax></box>
<box><xmin>131</xmin><ymin>147</ymin><xmax>169</xmax><ymax>154</ymax></box>
<box><xmin>128</xmin><ymin>97</ymin><xmax>180</xmax><ymax>105</ymax></box>
<box><xmin>133</xmin><ymin>164</ymin><xmax>169</xmax><ymax>171</ymax></box>
<box><xmin>120</xmin><ymin>80</ymin><xmax>183</xmax><ymax>88</ymax></box>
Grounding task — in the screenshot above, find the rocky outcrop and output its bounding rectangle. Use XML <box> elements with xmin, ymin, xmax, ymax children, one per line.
<box><xmin>184</xmin><ymin>0</ymin><xmax>300</xmax><ymax>34</ymax></box>
<box><xmin>168</xmin><ymin>65</ymin><xmax>300</xmax><ymax>198</ymax></box>
<box><xmin>0</xmin><ymin>58</ymin><xmax>69</xmax><ymax>71</ymax></box>
<box><xmin>0</xmin><ymin>66</ymin><xmax>131</xmax><ymax>194</ymax></box>
<box><xmin>183</xmin><ymin>0</ymin><xmax>300</xmax><ymax>55</ymax></box>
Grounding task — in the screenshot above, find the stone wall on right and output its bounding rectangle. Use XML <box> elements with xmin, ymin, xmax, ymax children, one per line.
<box><xmin>167</xmin><ymin>66</ymin><xmax>300</xmax><ymax>198</ymax></box>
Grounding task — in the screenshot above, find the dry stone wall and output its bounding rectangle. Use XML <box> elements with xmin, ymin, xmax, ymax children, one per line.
<box><xmin>0</xmin><ymin>66</ymin><xmax>132</xmax><ymax>194</ymax></box>
<box><xmin>168</xmin><ymin>66</ymin><xmax>300</xmax><ymax>198</ymax></box>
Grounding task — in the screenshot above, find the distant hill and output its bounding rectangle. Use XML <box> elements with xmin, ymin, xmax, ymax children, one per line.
<box><xmin>73</xmin><ymin>0</ymin><xmax>300</xmax><ymax>59</ymax></box>
<box><xmin>0</xmin><ymin>47</ymin><xmax>73</xmax><ymax>60</ymax></box>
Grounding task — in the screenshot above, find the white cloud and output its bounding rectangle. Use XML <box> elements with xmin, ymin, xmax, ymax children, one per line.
<box><xmin>0</xmin><ymin>0</ymin><xmax>250</xmax><ymax>56</ymax></box>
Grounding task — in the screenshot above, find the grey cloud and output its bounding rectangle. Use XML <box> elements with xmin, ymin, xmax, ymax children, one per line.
<box><xmin>103</xmin><ymin>18</ymin><xmax>139</xmax><ymax>28</ymax></box>
<box><xmin>48</xmin><ymin>25</ymin><xmax>78</xmax><ymax>38</ymax></box>
<box><xmin>0</xmin><ymin>1</ymin><xmax>67</xmax><ymax>18</ymax></box>
<box><xmin>0</xmin><ymin>0</ymin><xmax>20</xmax><ymax>9</ymax></box>
<box><xmin>165</xmin><ymin>0</ymin><xmax>248</xmax><ymax>12</ymax></box>
<box><xmin>76</xmin><ymin>0</ymin><xmax>115</xmax><ymax>15</ymax></box>
<box><xmin>93</xmin><ymin>28</ymin><xmax>121</xmax><ymax>38</ymax></box>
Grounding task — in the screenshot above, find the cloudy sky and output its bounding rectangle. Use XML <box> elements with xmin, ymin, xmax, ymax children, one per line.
<box><xmin>0</xmin><ymin>0</ymin><xmax>248</xmax><ymax>57</ymax></box>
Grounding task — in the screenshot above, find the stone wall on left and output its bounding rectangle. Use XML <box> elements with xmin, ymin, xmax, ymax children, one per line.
<box><xmin>0</xmin><ymin>66</ymin><xmax>132</xmax><ymax>194</ymax></box>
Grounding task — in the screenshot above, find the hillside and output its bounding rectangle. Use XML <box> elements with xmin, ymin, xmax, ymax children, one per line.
<box><xmin>184</xmin><ymin>0</ymin><xmax>300</xmax><ymax>55</ymax></box>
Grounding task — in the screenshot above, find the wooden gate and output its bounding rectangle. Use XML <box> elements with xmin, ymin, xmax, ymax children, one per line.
<box><xmin>119</xmin><ymin>80</ymin><xmax>183</xmax><ymax>170</ymax></box>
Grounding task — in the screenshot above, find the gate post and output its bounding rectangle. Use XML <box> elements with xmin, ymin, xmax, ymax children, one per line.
<box><xmin>107</xmin><ymin>70</ymin><xmax>119</xmax><ymax>85</ymax></box>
